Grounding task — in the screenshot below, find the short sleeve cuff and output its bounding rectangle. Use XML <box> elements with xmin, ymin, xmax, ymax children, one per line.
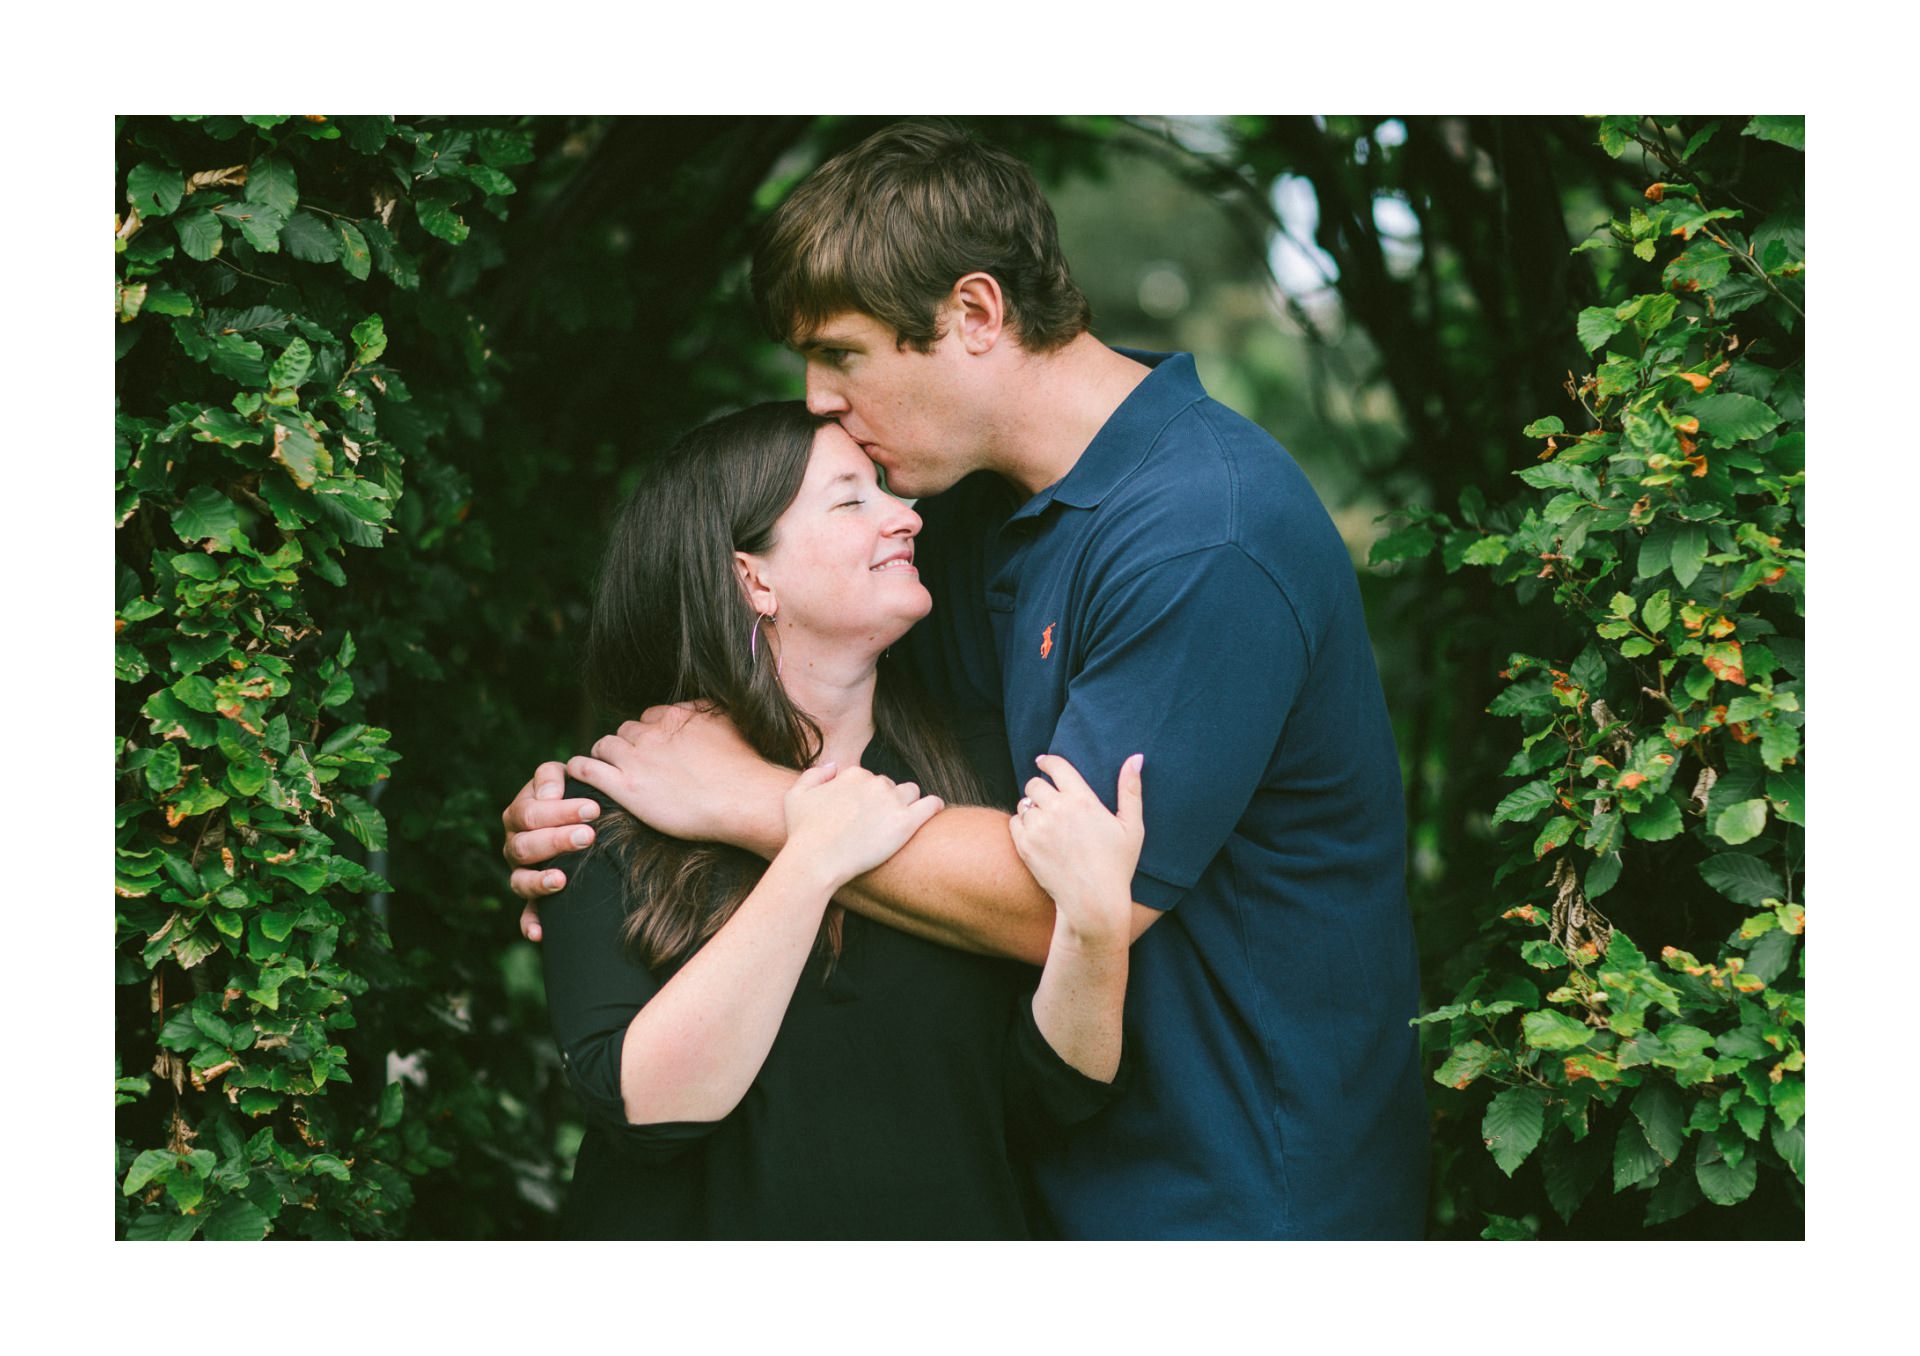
<box><xmin>1130</xmin><ymin>866</ymin><xmax>1189</xmax><ymax>912</ymax></box>
<box><xmin>1009</xmin><ymin>997</ymin><xmax>1131</xmax><ymax>1130</ymax></box>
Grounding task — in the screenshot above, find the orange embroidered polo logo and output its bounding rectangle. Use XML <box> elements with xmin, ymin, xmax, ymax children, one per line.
<box><xmin>1039</xmin><ymin>623</ymin><xmax>1056</xmax><ymax>659</ymax></box>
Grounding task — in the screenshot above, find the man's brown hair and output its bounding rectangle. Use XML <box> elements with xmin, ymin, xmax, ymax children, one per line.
<box><xmin>751</xmin><ymin>120</ymin><xmax>1092</xmax><ymax>354</ymax></box>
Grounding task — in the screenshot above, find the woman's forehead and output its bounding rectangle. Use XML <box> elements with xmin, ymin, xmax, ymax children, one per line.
<box><xmin>805</xmin><ymin>425</ymin><xmax>877</xmax><ymax>485</ymax></box>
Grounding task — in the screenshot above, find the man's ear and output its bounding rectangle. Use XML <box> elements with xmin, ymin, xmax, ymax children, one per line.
<box><xmin>733</xmin><ymin>551</ymin><xmax>778</xmax><ymax>618</ymax></box>
<box><xmin>949</xmin><ymin>272</ymin><xmax>1006</xmax><ymax>355</ymax></box>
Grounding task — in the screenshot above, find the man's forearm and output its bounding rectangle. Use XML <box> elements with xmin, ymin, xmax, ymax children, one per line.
<box><xmin>726</xmin><ymin>773</ymin><xmax>1056</xmax><ymax>963</ymax></box>
<box><xmin>841</xmin><ymin>807</ymin><xmax>1058</xmax><ymax>963</ymax></box>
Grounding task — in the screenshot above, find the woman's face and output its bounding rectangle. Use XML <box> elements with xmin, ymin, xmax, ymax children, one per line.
<box><xmin>744</xmin><ymin>423</ymin><xmax>931</xmax><ymax>660</ymax></box>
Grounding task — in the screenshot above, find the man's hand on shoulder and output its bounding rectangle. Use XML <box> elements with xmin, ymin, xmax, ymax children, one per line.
<box><xmin>565</xmin><ymin>703</ymin><xmax>793</xmax><ymax>859</ymax></box>
<box><xmin>502</xmin><ymin>761</ymin><xmax>604</xmax><ymax>941</ymax></box>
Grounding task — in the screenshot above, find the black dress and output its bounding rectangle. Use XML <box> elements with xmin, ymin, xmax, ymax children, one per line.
<box><xmin>539</xmin><ymin>738</ymin><xmax>1121</xmax><ymax>1239</ymax></box>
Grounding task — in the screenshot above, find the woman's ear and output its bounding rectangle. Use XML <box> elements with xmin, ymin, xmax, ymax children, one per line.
<box><xmin>733</xmin><ymin>550</ymin><xmax>778</xmax><ymax>619</ymax></box>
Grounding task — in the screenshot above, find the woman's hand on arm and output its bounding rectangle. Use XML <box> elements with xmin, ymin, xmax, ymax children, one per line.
<box><xmin>614</xmin><ymin>763</ymin><xmax>942</xmax><ymax>1125</ymax></box>
<box><xmin>1010</xmin><ymin>753</ymin><xmax>1145</xmax><ymax>1083</ymax></box>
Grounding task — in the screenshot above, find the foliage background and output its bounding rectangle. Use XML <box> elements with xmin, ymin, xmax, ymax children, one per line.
<box><xmin>113</xmin><ymin>113</ymin><xmax>1803</xmax><ymax>1239</ymax></box>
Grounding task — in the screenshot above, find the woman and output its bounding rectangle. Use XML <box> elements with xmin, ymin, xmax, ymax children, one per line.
<box><xmin>540</xmin><ymin>401</ymin><xmax>1142</xmax><ymax>1239</ymax></box>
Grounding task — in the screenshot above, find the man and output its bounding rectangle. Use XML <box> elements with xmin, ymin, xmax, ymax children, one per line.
<box><xmin>502</xmin><ymin>121</ymin><xmax>1428</xmax><ymax>1238</ymax></box>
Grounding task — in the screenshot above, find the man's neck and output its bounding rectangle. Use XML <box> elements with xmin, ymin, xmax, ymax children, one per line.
<box><xmin>988</xmin><ymin>333</ymin><xmax>1153</xmax><ymax>498</ymax></box>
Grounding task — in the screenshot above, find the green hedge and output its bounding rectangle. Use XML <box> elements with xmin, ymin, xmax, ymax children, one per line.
<box><xmin>1378</xmin><ymin>116</ymin><xmax>1805</xmax><ymax>1237</ymax></box>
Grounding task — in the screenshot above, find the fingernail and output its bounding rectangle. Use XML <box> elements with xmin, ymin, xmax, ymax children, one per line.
<box><xmin>570</xmin><ymin>827</ymin><xmax>592</xmax><ymax>848</ymax></box>
<box><xmin>579</xmin><ymin>803</ymin><xmax>600</xmax><ymax>821</ymax></box>
<box><xmin>1128</xmin><ymin>753</ymin><xmax>1145</xmax><ymax>771</ymax></box>
<box><xmin>544</xmin><ymin>871</ymin><xmax>563</xmax><ymax>889</ymax></box>
<box><xmin>536</xmin><ymin>783</ymin><xmax>559</xmax><ymax>800</ymax></box>
<box><xmin>528</xmin><ymin>925</ymin><xmax>542</xmax><ymax>941</ymax></box>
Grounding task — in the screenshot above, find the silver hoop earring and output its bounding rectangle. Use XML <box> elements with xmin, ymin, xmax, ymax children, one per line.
<box><xmin>750</xmin><ymin>611</ymin><xmax>781</xmax><ymax>678</ymax></box>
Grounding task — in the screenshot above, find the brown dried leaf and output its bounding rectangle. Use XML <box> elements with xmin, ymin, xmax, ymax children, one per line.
<box><xmin>186</xmin><ymin>163</ymin><xmax>248</xmax><ymax>194</ymax></box>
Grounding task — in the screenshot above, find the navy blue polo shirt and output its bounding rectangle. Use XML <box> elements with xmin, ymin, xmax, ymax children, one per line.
<box><xmin>902</xmin><ymin>350</ymin><xmax>1429</xmax><ymax>1239</ymax></box>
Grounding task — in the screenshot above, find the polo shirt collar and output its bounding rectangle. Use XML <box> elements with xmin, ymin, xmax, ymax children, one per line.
<box><xmin>1004</xmin><ymin>349</ymin><xmax>1203</xmax><ymax>525</ymax></box>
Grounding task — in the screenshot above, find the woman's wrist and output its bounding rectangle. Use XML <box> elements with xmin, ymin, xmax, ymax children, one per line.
<box><xmin>763</xmin><ymin>843</ymin><xmax>850</xmax><ymax>905</ymax></box>
<box><xmin>1048</xmin><ymin>895</ymin><xmax>1133</xmax><ymax>956</ymax></box>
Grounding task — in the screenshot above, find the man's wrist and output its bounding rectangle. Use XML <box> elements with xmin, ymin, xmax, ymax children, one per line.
<box><xmin>737</xmin><ymin>764</ymin><xmax>798</xmax><ymax>860</ymax></box>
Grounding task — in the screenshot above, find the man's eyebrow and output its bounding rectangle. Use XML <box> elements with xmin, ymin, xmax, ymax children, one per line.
<box><xmin>797</xmin><ymin>330</ymin><xmax>858</xmax><ymax>351</ymax></box>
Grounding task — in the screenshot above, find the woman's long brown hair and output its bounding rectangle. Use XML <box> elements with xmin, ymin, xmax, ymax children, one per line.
<box><xmin>583</xmin><ymin>401</ymin><xmax>986</xmax><ymax>972</ymax></box>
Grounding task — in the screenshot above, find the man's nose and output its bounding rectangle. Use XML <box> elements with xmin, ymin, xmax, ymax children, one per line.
<box><xmin>805</xmin><ymin>368</ymin><xmax>848</xmax><ymax>416</ymax></box>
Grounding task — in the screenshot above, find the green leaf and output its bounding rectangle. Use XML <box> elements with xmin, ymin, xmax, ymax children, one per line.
<box><xmin>1759</xmin><ymin>720</ymin><xmax>1800</xmax><ymax>773</ymax></box>
<box><xmin>1681</xmin><ymin>393</ymin><xmax>1781</xmax><ymax>443</ymax></box>
<box><xmin>1533</xmin><ymin>816</ymin><xmax>1576</xmax><ymax>858</ymax></box>
<box><xmin>335</xmin><ymin>793</ymin><xmax>387</xmax><ymax>851</ymax></box>
<box><xmin>1521</xmin><ymin>940</ymin><xmax>1569</xmax><ymax>970</ymax></box>
<box><xmin>414</xmin><ymin>186</ymin><xmax>470</xmax><ymax>244</ymax></box>
<box><xmin>281</xmin><ymin>211</ymin><xmax>340</xmax><ymax>262</ymax></box>
<box><xmin>1670</xmin><ymin>523</ymin><xmax>1708</xmax><ymax>588</ymax></box>
<box><xmin>128</xmin><ymin>162</ymin><xmax>185</xmax><ymax>218</ymax></box>
<box><xmin>1744</xmin><ymin>928</ymin><xmax>1795</xmax><ymax>986</ymax></box>
<box><xmin>270</xmin><ymin>337</ymin><xmax>313</xmax><ymax>391</ymax></box>
<box><xmin>1584</xmin><ymin>851</ymin><xmax>1622</xmax><ymax>899</ymax></box>
<box><xmin>379</xmin><ymin>1079</ymin><xmax>406</xmax><ymax>1129</ymax></box>
<box><xmin>1575</xmin><ymin>307</ymin><xmax>1622</xmax><ymax>352</ymax></box>
<box><xmin>216</xmin><ymin>199</ymin><xmax>286</xmax><ymax>252</ymax></box>
<box><xmin>171</xmin><ymin>487</ymin><xmax>239</xmax><ymax>544</ymax></box>
<box><xmin>1522</xmin><ymin>1008</ymin><xmax>1593</xmax><ymax>1051</ymax></box>
<box><xmin>122</xmin><ymin>1148</ymin><xmax>178</xmax><ymax>1195</ymax></box>
<box><xmin>1695</xmin><ymin>1138</ymin><xmax>1758</xmax><ymax>1205</ymax></box>
<box><xmin>1434</xmin><ymin>1040</ymin><xmax>1496</xmax><ymax>1090</ymax></box>
<box><xmin>1698</xmin><ymin>852</ymin><xmax>1785</xmax><ymax>906</ymax></box>
<box><xmin>246</xmin><ymin>155</ymin><xmax>299</xmax><ymax>215</ymax></box>
<box><xmin>1632</xmin><ymin>1082</ymin><xmax>1685</xmax><ymax>1164</ymax></box>
<box><xmin>144</xmin><ymin>741</ymin><xmax>182</xmax><ymax>793</ymax></box>
<box><xmin>202</xmin><ymin>1195</ymin><xmax>272</xmax><ymax>1241</ymax></box>
<box><xmin>1644</xmin><ymin>1160</ymin><xmax>1703</xmax><ymax>1226</ymax></box>
<box><xmin>126</xmin><ymin>1209</ymin><xmax>200</xmax><ymax>1241</ymax></box>
<box><xmin>351</xmin><ymin>314</ymin><xmax>387</xmax><ymax>364</ymax></box>
<box><xmin>1681</xmin><ymin>123</ymin><xmax>1720</xmax><ymax>161</ymax></box>
<box><xmin>1626</xmin><ymin>795</ymin><xmax>1684</xmax><ymax>842</ymax></box>
<box><xmin>1613</xmin><ymin>1118</ymin><xmax>1663</xmax><ymax>1192</ymax></box>
<box><xmin>269</xmin><ymin>413</ymin><xmax>328</xmax><ymax>489</ymax></box>
<box><xmin>1370</xmin><ymin>523</ymin><xmax>1436</xmax><ymax>565</ymax></box>
<box><xmin>190</xmin><ymin>408</ymin><xmax>264</xmax><ymax>448</ymax></box>
<box><xmin>1522</xmin><ymin>416</ymin><xmax>1566</xmax><ymax>438</ymax></box>
<box><xmin>1712</xmin><ymin>798</ymin><xmax>1770</xmax><ymax>847</ymax></box>
<box><xmin>1479</xmin><ymin>1212</ymin><xmax>1538</xmax><ymax>1240</ymax></box>
<box><xmin>1767</xmin><ymin>770</ymin><xmax>1805</xmax><ymax>826</ymax></box>
<box><xmin>1542</xmin><ymin>1132</ymin><xmax>1608</xmax><ymax>1223</ymax></box>
<box><xmin>463</xmin><ymin>162</ymin><xmax>519</xmax><ymax>197</ymax></box>
<box><xmin>143</xmin><ymin>286</ymin><xmax>196</xmax><ymax>317</ymax></box>
<box><xmin>336</xmin><ymin>220</ymin><xmax>372</xmax><ymax>281</ymax></box>
<box><xmin>1741</xmin><ymin>116</ymin><xmax>1805</xmax><ymax>152</ymax></box>
<box><xmin>175</xmin><ymin>209</ymin><xmax>223</xmax><ymax>261</ymax></box>
<box><xmin>1493</xmin><ymin>780</ymin><xmax>1557</xmax><ymax>825</ymax></box>
<box><xmin>1483</xmin><ymin>1088</ymin><xmax>1547</xmax><ymax>1176</ymax></box>
<box><xmin>1771</xmin><ymin>1117</ymin><xmax>1805</xmax><ymax>1182</ymax></box>
<box><xmin>1642</xmin><ymin>589</ymin><xmax>1672</xmax><ymax>634</ymax></box>
<box><xmin>1637</xmin><ymin>520</ymin><xmax>1675</xmax><ymax>581</ymax></box>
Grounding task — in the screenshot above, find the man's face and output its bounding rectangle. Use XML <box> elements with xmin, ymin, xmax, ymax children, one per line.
<box><xmin>797</xmin><ymin>311</ymin><xmax>982</xmax><ymax>499</ymax></box>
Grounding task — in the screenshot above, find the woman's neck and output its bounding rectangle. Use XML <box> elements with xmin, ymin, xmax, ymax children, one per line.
<box><xmin>774</xmin><ymin>636</ymin><xmax>881</xmax><ymax>769</ymax></box>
